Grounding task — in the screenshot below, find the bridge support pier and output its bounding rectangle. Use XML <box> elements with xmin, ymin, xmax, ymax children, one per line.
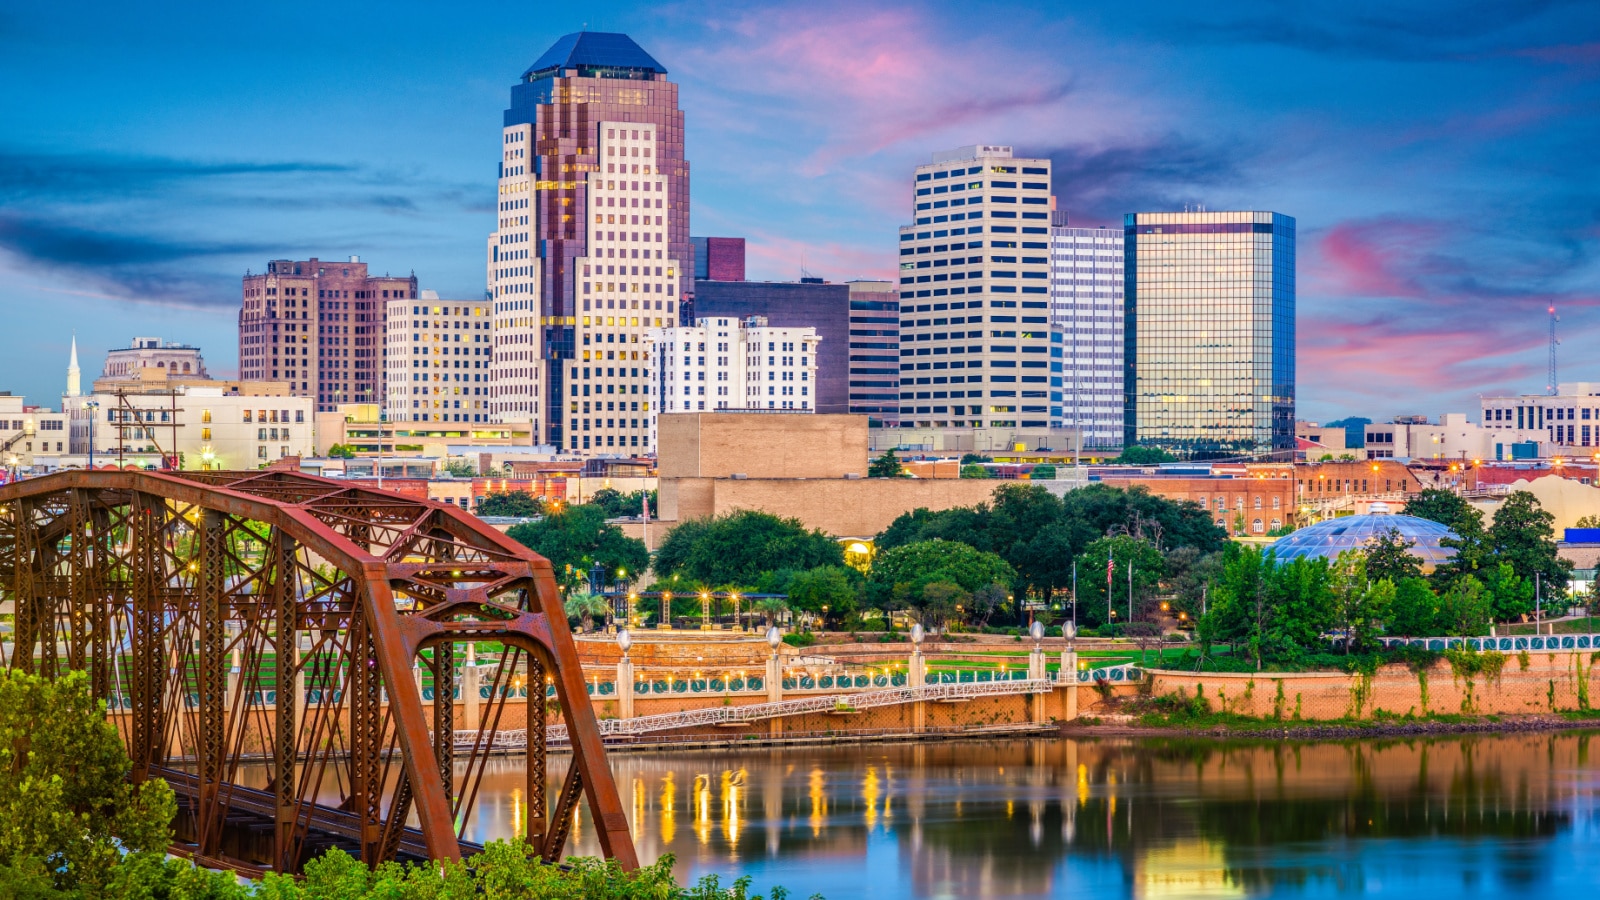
<box><xmin>766</xmin><ymin>652</ymin><xmax>783</xmax><ymax>737</ymax></box>
<box><xmin>616</xmin><ymin>658</ymin><xmax>634</xmax><ymax>719</ymax></box>
<box><xmin>1027</xmin><ymin>647</ymin><xmax>1047</xmax><ymax>724</ymax></box>
<box><xmin>1061</xmin><ymin>649</ymin><xmax>1078</xmax><ymax>721</ymax></box>
<box><xmin>909</xmin><ymin>648</ymin><xmax>927</xmax><ymax>733</ymax></box>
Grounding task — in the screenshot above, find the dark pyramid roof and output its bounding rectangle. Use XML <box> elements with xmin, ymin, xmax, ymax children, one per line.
<box><xmin>522</xmin><ymin>32</ymin><xmax>666</xmax><ymax>80</ymax></box>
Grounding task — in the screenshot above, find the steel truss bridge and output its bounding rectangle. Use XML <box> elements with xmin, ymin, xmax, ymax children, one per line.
<box><xmin>0</xmin><ymin>469</ymin><xmax>635</xmax><ymax>874</ymax></box>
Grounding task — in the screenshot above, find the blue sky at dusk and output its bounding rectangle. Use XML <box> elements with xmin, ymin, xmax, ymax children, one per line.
<box><xmin>1</xmin><ymin>0</ymin><xmax>1597</xmax><ymax>422</ymax></box>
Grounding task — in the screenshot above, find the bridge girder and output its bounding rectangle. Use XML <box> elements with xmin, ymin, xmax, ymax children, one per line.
<box><xmin>0</xmin><ymin>469</ymin><xmax>635</xmax><ymax>874</ymax></box>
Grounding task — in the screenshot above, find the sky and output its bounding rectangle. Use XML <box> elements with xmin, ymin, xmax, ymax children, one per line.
<box><xmin>1</xmin><ymin>0</ymin><xmax>1597</xmax><ymax>423</ymax></box>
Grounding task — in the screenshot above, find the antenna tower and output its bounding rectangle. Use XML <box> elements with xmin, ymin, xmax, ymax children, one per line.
<box><xmin>1548</xmin><ymin>305</ymin><xmax>1560</xmax><ymax>395</ymax></box>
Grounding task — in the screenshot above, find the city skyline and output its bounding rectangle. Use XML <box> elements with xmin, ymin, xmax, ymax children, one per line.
<box><xmin>1</xmin><ymin>1</ymin><xmax>1597</xmax><ymax>423</ymax></box>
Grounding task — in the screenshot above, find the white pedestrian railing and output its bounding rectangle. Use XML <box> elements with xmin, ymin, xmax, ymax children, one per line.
<box><xmin>458</xmin><ymin>676</ymin><xmax>1054</xmax><ymax>749</ymax></box>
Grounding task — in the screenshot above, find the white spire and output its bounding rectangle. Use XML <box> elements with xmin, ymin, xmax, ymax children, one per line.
<box><xmin>66</xmin><ymin>335</ymin><xmax>81</xmax><ymax>398</ymax></box>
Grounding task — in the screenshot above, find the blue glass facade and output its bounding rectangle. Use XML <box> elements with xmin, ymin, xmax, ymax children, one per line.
<box><xmin>1124</xmin><ymin>211</ymin><xmax>1295</xmax><ymax>459</ymax></box>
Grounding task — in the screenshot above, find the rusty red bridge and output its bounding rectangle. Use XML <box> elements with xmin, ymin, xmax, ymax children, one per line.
<box><xmin>0</xmin><ymin>469</ymin><xmax>635</xmax><ymax>874</ymax></box>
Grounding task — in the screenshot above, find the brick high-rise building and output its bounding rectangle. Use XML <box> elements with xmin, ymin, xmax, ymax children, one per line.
<box><xmin>487</xmin><ymin>32</ymin><xmax>690</xmax><ymax>455</ymax></box>
<box><xmin>239</xmin><ymin>257</ymin><xmax>415</xmax><ymax>412</ymax></box>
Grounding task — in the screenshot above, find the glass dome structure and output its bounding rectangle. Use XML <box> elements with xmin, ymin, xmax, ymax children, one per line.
<box><xmin>1270</xmin><ymin>511</ymin><xmax>1458</xmax><ymax>570</ymax></box>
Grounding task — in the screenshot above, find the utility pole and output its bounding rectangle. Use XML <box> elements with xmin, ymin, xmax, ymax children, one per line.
<box><xmin>1548</xmin><ymin>305</ymin><xmax>1560</xmax><ymax>396</ymax></box>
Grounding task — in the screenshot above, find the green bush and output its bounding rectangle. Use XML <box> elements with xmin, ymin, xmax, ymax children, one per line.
<box><xmin>782</xmin><ymin>632</ymin><xmax>817</xmax><ymax>648</ymax></box>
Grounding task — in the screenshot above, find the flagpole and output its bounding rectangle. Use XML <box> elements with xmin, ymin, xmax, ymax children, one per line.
<box><xmin>1071</xmin><ymin>560</ymin><xmax>1078</xmax><ymax>634</ymax></box>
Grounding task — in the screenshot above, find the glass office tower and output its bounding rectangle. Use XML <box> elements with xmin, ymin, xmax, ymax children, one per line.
<box><xmin>1124</xmin><ymin>211</ymin><xmax>1295</xmax><ymax>459</ymax></box>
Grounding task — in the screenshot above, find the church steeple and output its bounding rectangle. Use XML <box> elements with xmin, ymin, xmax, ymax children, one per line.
<box><xmin>66</xmin><ymin>335</ymin><xmax>81</xmax><ymax>398</ymax></box>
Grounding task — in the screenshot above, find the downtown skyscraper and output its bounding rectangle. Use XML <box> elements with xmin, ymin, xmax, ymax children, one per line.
<box><xmin>897</xmin><ymin>145</ymin><xmax>1055</xmax><ymax>429</ymax></box>
<box><xmin>487</xmin><ymin>32</ymin><xmax>689</xmax><ymax>454</ymax></box>
<box><xmin>1049</xmin><ymin>214</ymin><xmax>1123</xmax><ymax>448</ymax></box>
<box><xmin>1124</xmin><ymin>211</ymin><xmax>1295</xmax><ymax>458</ymax></box>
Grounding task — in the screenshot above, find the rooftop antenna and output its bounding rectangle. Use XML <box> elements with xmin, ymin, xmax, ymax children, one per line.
<box><xmin>1548</xmin><ymin>305</ymin><xmax>1560</xmax><ymax>395</ymax></box>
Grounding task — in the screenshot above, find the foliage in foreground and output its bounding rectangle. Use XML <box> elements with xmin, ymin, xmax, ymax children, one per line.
<box><xmin>0</xmin><ymin>670</ymin><xmax>816</xmax><ymax>900</ymax></box>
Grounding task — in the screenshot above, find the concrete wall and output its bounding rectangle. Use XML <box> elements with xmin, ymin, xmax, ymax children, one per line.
<box><xmin>656</xmin><ymin>412</ymin><xmax>869</xmax><ymax>479</ymax></box>
<box><xmin>1149</xmin><ymin>649</ymin><xmax>1600</xmax><ymax>720</ymax></box>
<box><xmin>659</xmin><ymin>475</ymin><xmax>1003</xmax><ymax>538</ymax></box>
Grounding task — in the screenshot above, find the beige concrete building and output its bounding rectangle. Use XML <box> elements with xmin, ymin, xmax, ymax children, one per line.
<box><xmin>1295</xmin><ymin>420</ymin><xmax>1348</xmax><ymax>458</ymax></box>
<box><xmin>314</xmin><ymin>403</ymin><xmax>539</xmax><ymax>457</ymax></box>
<box><xmin>100</xmin><ymin>336</ymin><xmax>209</xmax><ymax>381</ymax></box>
<box><xmin>652</xmin><ymin>412</ymin><xmax>1000</xmax><ymax>540</ymax></box>
<box><xmin>1364</xmin><ymin>413</ymin><xmax>1541</xmax><ymax>462</ymax></box>
<box><xmin>384</xmin><ymin>292</ymin><xmax>494</xmax><ymax>424</ymax></box>
<box><xmin>1480</xmin><ymin>383</ymin><xmax>1600</xmax><ymax>453</ymax></box>
<box><xmin>0</xmin><ymin>394</ymin><xmax>70</xmax><ymax>471</ymax></box>
<box><xmin>66</xmin><ymin>385</ymin><xmax>314</xmax><ymax>470</ymax></box>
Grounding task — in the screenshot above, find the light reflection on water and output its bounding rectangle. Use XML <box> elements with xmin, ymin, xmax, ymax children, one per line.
<box><xmin>460</xmin><ymin>732</ymin><xmax>1600</xmax><ymax>898</ymax></box>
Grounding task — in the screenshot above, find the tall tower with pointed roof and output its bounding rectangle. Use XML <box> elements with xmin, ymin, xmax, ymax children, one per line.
<box><xmin>66</xmin><ymin>335</ymin><xmax>81</xmax><ymax>398</ymax></box>
<box><xmin>486</xmin><ymin>31</ymin><xmax>689</xmax><ymax>455</ymax></box>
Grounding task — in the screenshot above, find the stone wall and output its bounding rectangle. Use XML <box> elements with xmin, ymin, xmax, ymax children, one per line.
<box><xmin>656</xmin><ymin>413</ymin><xmax>869</xmax><ymax>479</ymax></box>
<box><xmin>1148</xmin><ymin>649</ymin><xmax>1600</xmax><ymax>720</ymax></box>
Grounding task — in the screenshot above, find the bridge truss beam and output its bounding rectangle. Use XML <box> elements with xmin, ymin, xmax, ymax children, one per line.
<box><xmin>0</xmin><ymin>469</ymin><xmax>635</xmax><ymax>874</ymax></box>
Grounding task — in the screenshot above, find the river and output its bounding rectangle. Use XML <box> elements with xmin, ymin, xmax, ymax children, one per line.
<box><xmin>457</xmin><ymin>732</ymin><xmax>1600</xmax><ymax>898</ymax></box>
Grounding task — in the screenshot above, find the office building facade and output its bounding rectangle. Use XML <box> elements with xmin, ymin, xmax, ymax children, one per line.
<box><xmin>487</xmin><ymin>32</ymin><xmax>689</xmax><ymax>455</ymax></box>
<box><xmin>239</xmin><ymin>257</ymin><xmax>416</xmax><ymax>412</ymax></box>
<box><xmin>1124</xmin><ymin>211</ymin><xmax>1295</xmax><ymax>458</ymax></box>
<box><xmin>688</xmin><ymin>279</ymin><xmax>850</xmax><ymax>414</ymax></box>
<box><xmin>384</xmin><ymin>292</ymin><xmax>493</xmax><ymax>423</ymax></box>
<box><xmin>646</xmin><ymin>316</ymin><xmax>818</xmax><ymax>448</ymax></box>
<box><xmin>691</xmin><ymin>236</ymin><xmax>746</xmax><ymax>281</ymax></box>
<box><xmin>102</xmin><ymin>337</ymin><xmax>209</xmax><ymax>381</ymax></box>
<box><xmin>1050</xmin><ymin>218</ymin><xmax>1123</xmax><ymax>447</ymax></box>
<box><xmin>847</xmin><ymin>281</ymin><xmax>900</xmax><ymax>424</ymax></box>
<box><xmin>898</xmin><ymin>145</ymin><xmax>1055</xmax><ymax>429</ymax></box>
<box><xmin>1481</xmin><ymin>383</ymin><xmax>1600</xmax><ymax>450</ymax></box>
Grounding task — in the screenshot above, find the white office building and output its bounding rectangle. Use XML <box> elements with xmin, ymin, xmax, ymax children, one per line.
<box><xmin>1049</xmin><ymin>218</ymin><xmax>1123</xmax><ymax>447</ymax></box>
<box><xmin>897</xmin><ymin>145</ymin><xmax>1054</xmax><ymax>429</ymax></box>
<box><xmin>1481</xmin><ymin>383</ymin><xmax>1600</xmax><ymax>452</ymax></box>
<box><xmin>385</xmin><ymin>291</ymin><xmax>493</xmax><ymax>423</ymax></box>
<box><xmin>646</xmin><ymin>316</ymin><xmax>818</xmax><ymax>445</ymax></box>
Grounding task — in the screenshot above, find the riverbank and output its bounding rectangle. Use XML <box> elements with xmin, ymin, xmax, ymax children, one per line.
<box><xmin>1062</xmin><ymin>709</ymin><xmax>1600</xmax><ymax>740</ymax></box>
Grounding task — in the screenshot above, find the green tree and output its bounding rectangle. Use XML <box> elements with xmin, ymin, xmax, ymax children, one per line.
<box><xmin>868</xmin><ymin>449</ymin><xmax>906</xmax><ymax>478</ymax></box>
<box><xmin>1029</xmin><ymin>464</ymin><xmax>1057</xmax><ymax>480</ymax></box>
<box><xmin>585</xmin><ymin>488</ymin><xmax>657</xmax><ymax>519</ymax></box>
<box><xmin>507</xmin><ymin>504</ymin><xmax>648</xmax><ymax>587</ymax></box>
<box><xmin>785</xmin><ymin>565</ymin><xmax>862</xmax><ymax>625</ymax></box>
<box><xmin>475</xmin><ymin>491</ymin><xmax>545</xmax><ymax>518</ymax></box>
<box><xmin>563</xmin><ymin>591</ymin><xmax>610</xmax><ymax>632</ymax></box>
<box><xmin>652</xmin><ymin>510</ymin><xmax>843</xmax><ymax>586</ymax></box>
<box><xmin>1576</xmin><ymin>514</ymin><xmax>1600</xmax><ymax>529</ymax></box>
<box><xmin>1364</xmin><ymin>526</ymin><xmax>1423</xmax><ymax>584</ymax></box>
<box><xmin>1404</xmin><ymin>487</ymin><xmax>1489</xmax><ymax>579</ymax></box>
<box><xmin>1330</xmin><ymin>551</ymin><xmax>1389</xmax><ymax>653</ymax></box>
<box><xmin>960</xmin><ymin>464</ymin><xmax>991</xmax><ymax>479</ymax></box>
<box><xmin>1437</xmin><ymin>574</ymin><xmax>1493</xmax><ymax>635</ymax></box>
<box><xmin>1197</xmin><ymin>547</ymin><xmax>1268</xmax><ymax>660</ymax></box>
<box><xmin>1073</xmin><ymin>535</ymin><xmax>1165</xmax><ymax>629</ymax></box>
<box><xmin>0</xmin><ymin>670</ymin><xmax>176</xmax><ymax>896</ymax></box>
<box><xmin>1263</xmin><ymin>556</ymin><xmax>1336</xmax><ymax>663</ymax></box>
<box><xmin>1387</xmin><ymin>576</ymin><xmax>1441</xmax><ymax>637</ymax></box>
<box><xmin>442</xmin><ymin>458</ymin><xmax>478</xmax><ymax>477</ymax></box>
<box><xmin>869</xmin><ymin>539</ymin><xmax>1015</xmax><ymax>618</ymax></box>
<box><xmin>960</xmin><ymin>453</ymin><xmax>993</xmax><ymax>464</ymax></box>
<box><xmin>1479</xmin><ymin>561</ymin><xmax>1535</xmax><ymax>622</ymax></box>
<box><xmin>325</xmin><ymin>443</ymin><xmax>356</xmax><ymax>459</ymax></box>
<box><xmin>1114</xmin><ymin>445</ymin><xmax>1178</xmax><ymax>465</ymax></box>
<box><xmin>915</xmin><ymin>581</ymin><xmax>969</xmax><ymax>630</ymax></box>
<box><xmin>1488</xmin><ymin>490</ymin><xmax>1572</xmax><ymax>594</ymax></box>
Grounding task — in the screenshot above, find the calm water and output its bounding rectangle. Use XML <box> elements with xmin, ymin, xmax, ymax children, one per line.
<box><xmin>458</xmin><ymin>733</ymin><xmax>1600</xmax><ymax>898</ymax></box>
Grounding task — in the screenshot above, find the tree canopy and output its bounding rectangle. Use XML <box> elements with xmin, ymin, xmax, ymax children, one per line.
<box><xmin>1114</xmin><ymin>445</ymin><xmax>1178</xmax><ymax>465</ymax></box>
<box><xmin>475</xmin><ymin>491</ymin><xmax>545</xmax><ymax>518</ymax></box>
<box><xmin>0</xmin><ymin>670</ymin><xmax>175</xmax><ymax>895</ymax></box>
<box><xmin>868</xmin><ymin>450</ymin><xmax>906</xmax><ymax>478</ymax></box>
<box><xmin>652</xmin><ymin>510</ymin><xmax>843</xmax><ymax>586</ymax></box>
<box><xmin>507</xmin><ymin>504</ymin><xmax>648</xmax><ymax>586</ymax></box>
<box><xmin>588</xmin><ymin>488</ymin><xmax>657</xmax><ymax>519</ymax></box>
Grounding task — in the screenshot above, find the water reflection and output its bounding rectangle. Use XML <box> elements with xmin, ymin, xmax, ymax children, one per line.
<box><xmin>461</xmin><ymin>732</ymin><xmax>1600</xmax><ymax>898</ymax></box>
